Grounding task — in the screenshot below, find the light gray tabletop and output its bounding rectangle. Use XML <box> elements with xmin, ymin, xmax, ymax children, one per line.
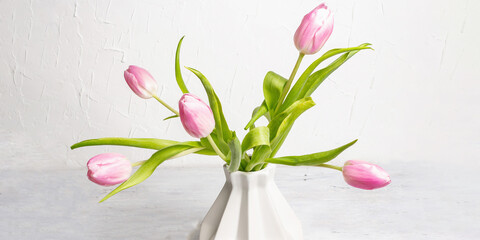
<box><xmin>1</xmin><ymin>162</ymin><xmax>479</xmax><ymax>240</ymax></box>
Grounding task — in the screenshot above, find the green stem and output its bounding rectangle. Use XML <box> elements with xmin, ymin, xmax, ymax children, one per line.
<box><xmin>131</xmin><ymin>160</ymin><xmax>146</xmax><ymax>167</ymax></box>
<box><xmin>274</xmin><ymin>52</ymin><xmax>305</xmax><ymax>114</ymax></box>
<box><xmin>207</xmin><ymin>135</ymin><xmax>227</xmax><ymax>161</ymax></box>
<box><xmin>317</xmin><ymin>163</ymin><xmax>343</xmax><ymax>171</ymax></box>
<box><xmin>152</xmin><ymin>94</ymin><xmax>180</xmax><ymax>116</ymax></box>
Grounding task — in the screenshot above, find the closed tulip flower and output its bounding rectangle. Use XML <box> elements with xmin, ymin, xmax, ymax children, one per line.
<box><xmin>294</xmin><ymin>3</ymin><xmax>334</xmax><ymax>55</ymax></box>
<box><xmin>342</xmin><ymin>160</ymin><xmax>391</xmax><ymax>190</ymax></box>
<box><xmin>179</xmin><ymin>93</ymin><xmax>215</xmax><ymax>138</ymax></box>
<box><xmin>124</xmin><ymin>65</ymin><xmax>158</xmax><ymax>99</ymax></box>
<box><xmin>87</xmin><ymin>153</ymin><xmax>132</xmax><ymax>186</ymax></box>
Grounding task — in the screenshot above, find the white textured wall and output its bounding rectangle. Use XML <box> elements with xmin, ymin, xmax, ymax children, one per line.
<box><xmin>1</xmin><ymin>0</ymin><xmax>479</xmax><ymax>170</ymax></box>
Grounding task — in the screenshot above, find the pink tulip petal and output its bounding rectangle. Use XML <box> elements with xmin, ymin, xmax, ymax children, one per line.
<box><xmin>294</xmin><ymin>3</ymin><xmax>334</xmax><ymax>55</ymax></box>
<box><xmin>87</xmin><ymin>153</ymin><xmax>132</xmax><ymax>186</ymax></box>
<box><xmin>342</xmin><ymin>160</ymin><xmax>391</xmax><ymax>190</ymax></box>
<box><xmin>179</xmin><ymin>93</ymin><xmax>215</xmax><ymax>138</ymax></box>
<box><xmin>124</xmin><ymin>65</ymin><xmax>158</xmax><ymax>99</ymax></box>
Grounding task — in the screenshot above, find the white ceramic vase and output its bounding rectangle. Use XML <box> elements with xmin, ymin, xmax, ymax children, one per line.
<box><xmin>199</xmin><ymin>165</ymin><xmax>303</xmax><ymax>240</ymax></box>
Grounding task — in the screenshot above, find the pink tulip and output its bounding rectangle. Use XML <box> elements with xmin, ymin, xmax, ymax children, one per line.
<box><xmin>294</xmin><ymin>3</ymin><xmax>334</xmax><ymax>55</ymax></box>
<box><xmin>342</xmin><ymin>160</ymin><xmax>391</xmax><ymax>190</ymax></box>
<box><xmin>124</xmin><ymin>65</ymin><xmax>158</xmax><ymax>99</ymax></box>
<box><xmin>87</xmin><ymin>153</ymin><xmax>132</xmax><ymax>186</ymax></box>
<box><xmin>178</xmin><ymin>93</ymin><xmax>215</xmax><ymax>138</ymax></box>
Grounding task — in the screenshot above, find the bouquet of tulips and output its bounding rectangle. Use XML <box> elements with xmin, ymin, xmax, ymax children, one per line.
<box><xmin>72</xmin><ymin>3</ymin><xmax>390</xmax><ymax>203</ymax></box>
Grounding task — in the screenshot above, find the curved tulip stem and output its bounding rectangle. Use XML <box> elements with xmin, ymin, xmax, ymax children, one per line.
<box><xmin>317</xmin><ymin>163</ymin><xmax>343</xmax><ymax>171</ymax></box>
<box><xmin>274</xmin><ymin>52</ymin><xmax>305</xmax><ymax>114</ymax></box>
<box><xmin>152</xmin><ymin>94</ymin><xmax>180</xmax><ymax>116</ymax></box>
<box><xmin>206</xmin><ymin>135</ymin><xmax>227</xmax><ymax>161</ymax></box>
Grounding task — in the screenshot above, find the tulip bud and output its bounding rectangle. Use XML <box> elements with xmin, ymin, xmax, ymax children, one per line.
<box><xmin>87</xmin><ymin>153</ymin><xmax>132</xmax><ymax>186</ymax></box>
<box><xmin>294</xmin><ymin>3</ymin><xmax>334</xmax><ymax>55</ymax></box>
<box><xmin>342</xmin><ymin>160</ymin><xmax>391</xmax><ymax>190</ymax></box>
<box><xmin>124</xmin><ymin>65</ymin><xmax>158</xmax><ymax>99</ymax></box>
<box><xmin>178</xmin><ymin>93</ymin><xmax>215</xmax><ymax>138</ymax></box>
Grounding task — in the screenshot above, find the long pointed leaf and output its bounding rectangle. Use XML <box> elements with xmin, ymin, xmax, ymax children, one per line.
<box><xmin>214</xmin><ymin>92</ymin><xmax>232</xmax><ymax>142</ymax></box>
<box><xmin>278</xmin><ymin>44</ymin><xmax>372</xmax><ymax>113</ymax></box>
<box><xmin>70</xmin><ymin>138</ymin><xmax>216</xmax><ymax>155</ymax></box>
<box><xmin>301</xmin><ymin>47</ymin><xmax>370</xmax><ymax>98</ymax></box>
<box><xmin>268</xmin><ymin>97</ymin><xmax>314</xmax><ymax>141</ymax></box>
<box><xmin>71</xmin><ymin>138</ymin><xmax>178</xmax><ymax>150</ymax></box>
<box><xmin>175</xmin><ymin>36</ymin><xmax>189</xmax><ymax>94</ymax></box>
<box><xmin>269</xmin><ymin>98</ymin><xmax>315</xmax><ymax>157</ymax></box>
<box><xmin>99</xmin><ymin>145</ymin><xmax>203</xmax><ymax>202</ymax></box>
<box><xmin>266</xmin><ymin>139</ymin><xmax>357</xmax><ymax>166</ymax></box>
<box><xmin>185</xmin><ymin>67</ymin><xmax>231</xmax><ymax>152</ymax></box>
<box><xmin>245</xmin><ymin>98</ymin><xmax>314</xmax><ymax>171</ymax></box>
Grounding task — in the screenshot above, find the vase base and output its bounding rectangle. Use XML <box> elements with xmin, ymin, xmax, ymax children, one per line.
<box><xmin>199</xmin><ymin>165</ymin><xmax>303</xmax><ymax>240</ymax></box>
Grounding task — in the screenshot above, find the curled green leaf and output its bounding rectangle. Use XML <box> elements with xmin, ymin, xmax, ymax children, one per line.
<box><xmin>244</xmin><ymin>101</ymin><xmax>268</xmax><ymax>130</ymax></box>
<box><xmin>241</xmin><ymin>126</ymin><xmax>270</xmax><ymax>153</ymax></box>
<box><xmin>245</xmin><ymin>145</ymin><xmax>271</xmax><ymax>172</ymax></box>
<box><xmin>263</xmin><ymin>71</ymin><xmax>287</xmax><ymax>114</ymax></box>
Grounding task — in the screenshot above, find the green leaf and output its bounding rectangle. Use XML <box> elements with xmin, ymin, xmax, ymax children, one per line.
<box><xmin>278</xmin><ymin>44</ymin><xmax>372</xmax><ymax>113</ymax></box>
<box><xmin>99</xmin><ymin>145</ymin><xmax>204</xmax><ymax>202</ymax></box>
<box><xmin>243</xmin><ymin>72</ymin><xmax>287</xmax><ymax>130</ymax></box>
<box><xmin>227</xmin><ymin>132</ymin><xmax>242</xmax><ymax>172</ymax></box>
<box><xmin>300</xmin><ymin>46</ymin><xmax>370</xmax><ymax>98</ymax></box>
<box><xmin>241</xmin><ymin>126</ymin><xmax>270</xmax><ymax>152</ymax></box>
<box><xmin>268</xmin><ymin>97</ymin><xmax>314</xmax><ymax>141</ymax></box>
<box><xmin>71</xmin><ymin>138</ymin><xmax>178</xmax><ymax>150</ymax></box>
<box><xmin>242</xmin><ymin>126</ymin><xmax>271</xmax><ymax>172</ymax></box>
<box><xmin>243</xmin><ymin>98</ymin><xmax>315</xmax><ymax>171</ymax></box>
<box><xmin>266</xmin><ymin>139</ymin><xmax>357</xmax><ymax>166</ymax></box>
<box><xmin>263</xmin><ymin>71</ymin><xmax>288</xmax><ymax>113</ymax></box>
<box><xmin>214</xmin><ymin>92</ymin><xmax>233</xmax><ymax>142</ymax></box>
<box><xmin>269</xmin><ymin>98</ymin><xmax>315</xmax><ymax>157</ymax></box>
<box><xmin>70</xmin><ymin>138</ymin><xmax>216</xmax><ymax>155</ymax></box>
<box><xmin>163</xmin><ymin>115</ymin><xmax>179</xmax><ymax>121</ymax></box>
<box><xmin>245</xmin><ymin>145</ymin><xmax>271</xmax><ymax>172</ymax></box>
<box><xmin>175</xmin><ymin>36</ymin><xmax>189</xmax><ymax>94</ymax></box>
<box><xmin>244</xmin><ymin>101</ymin><xmax>268</xmax><ymax>130</ymax></box>
<box><xmin>185</xmin><ymin>67</ymin><xmax>232</xmax><ymax>152</ymax></box>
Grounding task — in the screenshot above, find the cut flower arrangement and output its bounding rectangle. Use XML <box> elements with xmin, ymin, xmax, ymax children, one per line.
<box><xmin>71</xmin><ymin>3</ymin><xmax>390</xmax><ymax>238</ymax></box>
